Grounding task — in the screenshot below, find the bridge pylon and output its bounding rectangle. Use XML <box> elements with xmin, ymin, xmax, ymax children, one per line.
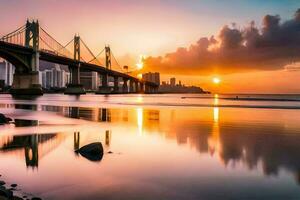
<box><xmin>10</xmin><ymin>20</ymin><xmax>43</xmax><ymax>96</ymax></box>
<box><xmin>65</xmin><ymin>34</ymin><xmax>86</xmax><ymax>95</ymax></box>
<box><xmin>105</xmin><ymin>45</ymin><xmax>111</xmax><ymax>70</ymax></box>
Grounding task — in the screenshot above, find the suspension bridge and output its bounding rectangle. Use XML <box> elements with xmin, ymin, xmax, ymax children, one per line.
<box><xmin>0</xmin><ymin>20</ymin><xmax>158</xmax><ymax>95</ymax></box>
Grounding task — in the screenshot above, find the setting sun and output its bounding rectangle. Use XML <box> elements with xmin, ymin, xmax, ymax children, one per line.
<box><xmin>136</xmin><ymin>55</ymin><xmax>146</xmax><ymax>70</ymax></box>
<box><xmin>213</xmin><ymin>77</ymin><xmax>221</xmax><ymax>84</ymax></box>
<box><xmin>137</xmin><ymin>73</ymin><xmax>143</xmax><ymax>79</ymax></box>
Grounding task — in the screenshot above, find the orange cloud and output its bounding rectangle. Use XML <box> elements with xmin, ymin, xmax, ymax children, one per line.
<box><xmin>144</xmin><ymin>9</ymin><xmax>300</xmax><ymax>76</ymax></box>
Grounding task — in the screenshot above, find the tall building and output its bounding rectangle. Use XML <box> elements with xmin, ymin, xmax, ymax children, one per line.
<box><xmin>142</xmin><ymin>72</ymin><xmax>160</xmax><ymax>85</ymax></box>
<box><xmin>40</xmin><ymin>64</ymin><xmax>70</xmax><ymax>89</ymax></box>
<box><xmin>0</xmin><ymin>60</ymin><xmax>15</xmax><ymax>86</ymax></box>
<box><xmin>170</xmin><ymin>77</ymin><xmax>176</xmax><ymax>86</ymax></box>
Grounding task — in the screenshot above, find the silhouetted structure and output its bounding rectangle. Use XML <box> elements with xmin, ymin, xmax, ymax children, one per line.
<box><xmin>0</xmin><ymin>20</ymin><xmax>158</xmax><ymax>95</ymax></box>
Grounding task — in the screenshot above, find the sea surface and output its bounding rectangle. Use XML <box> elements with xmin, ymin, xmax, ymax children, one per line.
<box><xmin>0</xmin><ymin>93</ymin><xmax>300</xmax><ymax>200</ymax></box>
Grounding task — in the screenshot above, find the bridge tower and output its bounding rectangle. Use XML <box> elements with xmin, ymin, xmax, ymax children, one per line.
<box><xmin>96</xmin><ymin>46</ymin><xmax>111</xmax><ymax>94</ymax></box>
<box><xmin>25</xmin><ymin>20</ymin><xmax>40</xmax><ymax>72</ymax></box>
<box><xmin>10</xmin><ymin>20</ymin><xmax>43</xmax><ymax>96</ymax></box>
<box><xmin>105</xmin><ymin>45</ymin><xmax>111</xmax><ymax>70</ymax></box>
<box><xmin>74</xmin><ymin>35</ymin><xmax>80</xmax><ymax>61</ymax></box>
<box><xmin>65</xmin><ymin>35</ymin><xmax>86</xmax><ymax>95</ymax></box>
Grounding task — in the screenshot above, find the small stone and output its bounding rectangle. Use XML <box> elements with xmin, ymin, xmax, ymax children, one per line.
<box><xmin>0</xmin><ymin>181</ymin><xmax>5</xmax><ymax>186</ymax></box>
<box><xmin>31</xmin><ymin>197</ymin><xmax>42</xmax><ymax>200</ymax></box>
<box><xmin>11</xmin><ymin>184</ymin><xmax>17</xmax><ymax>188</ymax></box>
<box><xmin>107</xmin><ymin>151</ymin><xmax>113</xmax><ymax>154</ymax></box>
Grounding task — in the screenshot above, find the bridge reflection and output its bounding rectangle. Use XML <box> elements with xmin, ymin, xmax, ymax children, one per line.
<box><xmin>0</xmin><ymin>134</ymin><xmax>58</xmax><ymax>168</ymax></box>
<box><xmin>1</xmin><ymin>105</ymin><xmax>300</xmax><ymax>183</ymax></box>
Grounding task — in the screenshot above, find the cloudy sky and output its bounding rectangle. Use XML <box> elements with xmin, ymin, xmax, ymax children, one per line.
<box><xmin>1</xmin><ymin>0</ymin><xmax>300</xmax><ymax>93</ymax></box>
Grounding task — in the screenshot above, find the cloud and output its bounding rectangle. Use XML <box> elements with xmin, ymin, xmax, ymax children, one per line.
<box><xmin>144</xmin><ymin>9</ymin><xmax>300</xmax><ymax>75</ymax></box>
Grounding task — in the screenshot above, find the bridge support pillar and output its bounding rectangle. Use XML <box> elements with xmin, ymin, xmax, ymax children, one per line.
<box><xmin>145</xmin><ymin>85</ymin><xmax>150</xmax><ymax>94</ymax></box>
<box><xmin>139</xmin><ymin>82</ymin><xmax>145</xmax><ymax>93</ymax></box>
<box><xmin>129</xmin><ymin>80</ymin><xmax>134</xmax><ymax>93</ymax></box>
<box><xmin>10</xmin><ymin>72</ymin><xmax>43</xmax><ymax>96</ymax></box>
<box><xmin>65</xmin><ymin>65</ymin><xmax>86</xmax><ymax>95</ymax></box>
<box><xmin>113</xmin><ymin>76</ymin><xmax>119</xmax><ymax>93</ymax></box>
<box><xmin>122</xmin><ymin>78</ymin><xmax>128</xmax><ymax>93</ymax></box>
<box><xmin>134</xmin><ymin>81</ymin><xmax>139</xmax><ymax>93</ymax></box>
<box><xmin>96</xmin><ymin>73</ymin><xmax>110</xmax><ymax>94</ymax></box>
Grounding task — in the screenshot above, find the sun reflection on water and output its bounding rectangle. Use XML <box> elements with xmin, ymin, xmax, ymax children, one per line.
<box><xmin>137</xmin><ymin>108</ymin><xmax>143</xmax><ymax>135</ymax></box>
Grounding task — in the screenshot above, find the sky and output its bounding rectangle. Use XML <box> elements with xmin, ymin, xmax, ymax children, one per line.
<box><xmin>1</xmin><ymin>0</ymin><xmax>300</xmax><ymax>93</ymax></box>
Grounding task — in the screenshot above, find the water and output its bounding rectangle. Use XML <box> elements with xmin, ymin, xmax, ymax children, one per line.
<box><xmin>0</xmin><ymin>94</ymin><xmax>300</xmax><ymax>199</ymax></box>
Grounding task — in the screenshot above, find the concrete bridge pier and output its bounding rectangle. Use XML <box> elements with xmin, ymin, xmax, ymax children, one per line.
<box><xmin>113</xmin><ymin>76</ymin><xmax>119</xmax><ymax>93</ymax></box>
<box><xmin>145</xmin><ymin>85</ymin><xmax>151</xmax><ymax>94</ymax></box>
<box><xmin>10</xmin><ymin>71</ymin><xmax>43</xmax><ymax>96</ymax></box>
<box><xmin>139</xmin><ymin>82</ymin><xmax>145</xmax><ymax>93</ymax></box>
<box><xmin>65</xmin><ymin>64</ymin><xmax>86</xmax><ymax>95</ymax></box>
<box><xmin>96</xmin><ymin>73</ymin><xmax>111</xmax><ymax>94</ymax></box>
<box><xmin>122</xmin><ymin>78</ymin><xmax>128</xmax><ymax>93</ymax></box>
<box><xmin>129</xmin><ymin>80</ymin><xmax>135</xmax><ymax>93</ymax></box>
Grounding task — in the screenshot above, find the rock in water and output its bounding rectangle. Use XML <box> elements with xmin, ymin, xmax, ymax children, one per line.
<box><xmin>75</xmin><ymin>142</ymin><xmax>104</xmax><ymax>162</ymax></box>
<box><xmin>0</xmin><ymin>114</ymin><xmax>10</xmax><ymax>125</ymax></box>
<box><xmin>0</xmin><ymin>187</ymin><xmax>13</xmax><ymax>199</ymax></box>
<box><xmin>31</xmin><ymin>197</ymin><xmax>42</xmax><ymax>200</ymax></box>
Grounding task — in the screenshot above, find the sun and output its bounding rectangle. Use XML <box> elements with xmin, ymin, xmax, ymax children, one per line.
<box><xmin>136</xmin><ymin>55</ymin><xmax>146</xmax><ymax>70</ymax></box>
<box><xmin>137</xmin><ymin>73</ymin><xmax>143</xmax><ymax>79</ymax></box>
<box><xmin>213</xmin><ymin>77</ymin><xmax>221</xmax><ymax>84</ymax></box>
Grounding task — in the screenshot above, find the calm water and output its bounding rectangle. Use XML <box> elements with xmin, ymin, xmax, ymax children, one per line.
<box><xmin>0</xmin><ymin>94</ymin><xmax>300</xmax><ymax>199</ymax></box>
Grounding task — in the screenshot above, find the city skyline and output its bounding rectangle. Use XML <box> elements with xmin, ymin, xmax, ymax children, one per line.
<box><xmin>1</xmin><ymin>1</ymin><xmax>300</xmax><ymax>93</ymax></box>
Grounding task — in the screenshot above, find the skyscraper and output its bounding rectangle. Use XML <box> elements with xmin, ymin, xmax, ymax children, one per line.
<box><xmin>142</xmin><ymin>72</ymin><xmax>160</xmax><ymax>85</ymax></box>
<box><xmin>40</xmin><ymin>64</ymin><xmax>70</xmax><ymax>89</ymax></box>
<box><xmin>170</xmin><ymin>77</ymin><xmax>176</xmax><ymax>86</ymax></box>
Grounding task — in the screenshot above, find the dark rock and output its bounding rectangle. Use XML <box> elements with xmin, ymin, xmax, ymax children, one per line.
<box><xmin>0</xmin><ymin>114</ymin><xmax>10</xmax><ymax>125</ymax></box>
<box><xmin>13</xmin><ymin>196</ymin><xmax>23</xmax><ymax>200</ymax></box>
<box><xmin>75</xmin><ymin>142</ymin><xmax>104</xmax><ymax>162</ymax></box>
<box><xmin>107</xmin><ymin>151</ymin><xmax>113</xmax><ymax>154</ymax></box>
<box><xmin>0</xmin><ymin>187</ymin><xmax>13</xmax><ymax>199</ymax></box>
<box><xmin>10</xmin><ymin>184</ymin><xmax>17</xmax><ymax>188</ymax></box>
<box><xmin>31</xmin><ymin>197</ymin><xmax>42</xmax><ymax>200</ymax></box>
<box><xmin>0</xmin><ymin>181</ymin><xmax>5</xmax><ymax>186</ymax></box>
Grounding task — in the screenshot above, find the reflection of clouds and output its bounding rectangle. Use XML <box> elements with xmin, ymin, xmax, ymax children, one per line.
<box><xmin>165</xmin><ymin>109</ymin><xmax>300</xmax><ymax>182</ymax></box>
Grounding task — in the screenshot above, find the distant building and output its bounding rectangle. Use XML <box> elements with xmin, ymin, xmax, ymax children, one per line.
<box><xmin>80</xmin><ymin>71</ymin><xmax>99</xmax><ymax>91</ymax></box>
<box><xmin>0</xmin><ymin>60</ymin><xmax>15</xmax><ymax>86</ymax></box>
<box><xmin>142</xmin><ymin>72</ymin><xmax>160</xmax><ymax>85</ymax></box>
<box><xmin>40</xmin><ymin>64</ymin><xmax>70</xmax><ymax>89</ymax></box>
<box><xmin>170</xmin><ymin>77</ymin><xmax>176</xmax><ymax>86</ymax></box>
<box><xmin>158</xmin><ymin>77</ymin><xmax>208</xmax><ymax>94</ymax></box>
